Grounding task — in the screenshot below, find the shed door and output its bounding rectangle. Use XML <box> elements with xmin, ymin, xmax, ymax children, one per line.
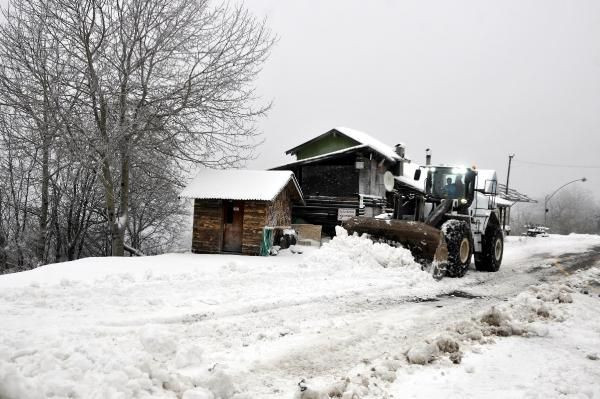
<box><xmin>223</xmin><ymin>201</ymin><xmax>244</xmax><ymax>252</ymax></box>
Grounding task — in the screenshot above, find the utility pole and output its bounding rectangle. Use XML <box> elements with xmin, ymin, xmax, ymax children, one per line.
<box><xmin>503</xmin><ymin>154</ymin><xmax>515</xmax><ymax>232</ymax></box>
<box><xmin>505</xmin><ymin>154</ymin><xmax>515</xmax><ymax>195</ymax></box>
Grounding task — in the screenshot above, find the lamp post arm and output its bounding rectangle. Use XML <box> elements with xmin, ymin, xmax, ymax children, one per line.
<box><xmin>546</xmin><ymin>178</ymin><xmax>585</xmax><ymax>204</ymax></box>
<box><xmin>544</xmin><ymin>178</ymin><xmax>586</xmax><ymax>226</ymax></box>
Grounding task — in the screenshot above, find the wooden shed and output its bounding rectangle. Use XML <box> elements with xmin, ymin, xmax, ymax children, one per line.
<box><xmin>180</xmin><ymin>169</ymin><xmax>304</xmax><ymax>255</ymax></box>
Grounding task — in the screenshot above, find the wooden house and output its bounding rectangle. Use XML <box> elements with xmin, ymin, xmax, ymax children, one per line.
<box><xmin>272</xmin><ymin>127</ymin><xmax>411</xmax><ymax>235</ymax></box>
<box><xmin>180</xmin><ymin>170</ymin><xmax>304</xmax><ymax>255</ymax></box>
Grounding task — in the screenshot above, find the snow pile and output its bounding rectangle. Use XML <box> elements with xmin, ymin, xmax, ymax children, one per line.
<box><xmin>406</xmin><ymin>342</ymin><xmax>440</xmax><ymax>365</ymax></box>
<box><xmin>0</xmin><ymin>326</ymin><xmax>241</xmax><ymax>399</ymax></box>
<box><xmin>399</xmin><ymin>276</ymin><xmax>592</xmax><ymax>370</ymax></box>
<box><xmin>175</xmin><ymin>344</ymin><xmax>205</xmax><ymax>369</ymax></box>
<box><xmin>425</xmin><ymin>269</ymin><xmax>598</xmax><ymax>359</ymax></box>
<box><xmin>388</xmin><ymin>267</ymin><xmax>600</xmax><ymax>398</ymax></box>
<box><xmin>140</xmin><ymin>326</ymin><xmax>178</xmax><ymax>357</ymax></box>
<box><xmin>404</xmin><ymin>333</ymin><xmax>464</xmax><ymax>366</ymax></box>
<box><xmin>0</xmin><ymin>363</ymin><xmax>42</xmax><ymax>399</ymax></box>
<box><xmin>564</xmin><ymin>265</ymin><xmax>600</xmax><ymax>294</ymax></box>
<box><xmin>294</xmin><ymin>267</ymin><xmax>600</xmax><ymax>398</ymax></box>
<box><xmin>305</xmin><ymin>227</ymin><xmax>423</xmax><ymax>271</ymax></box>
<box><xmin>404</xmin><ymin>334</ymin><xmax>463</xmax><ymax>366</ymax></box>
<box><xmin>444</xmin><ymin>283</ymin><xmax>573</xmax><ymax>345</ymax></box>
<box><xmin>292</xmin><ymin>353</ymin><xmax>410</xmax><ymax>398</ymax></box>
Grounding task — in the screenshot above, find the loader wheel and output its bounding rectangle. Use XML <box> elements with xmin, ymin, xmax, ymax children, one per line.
<box><xmin>442</xmin><ymin>220</ymin><xmax>473</xmax><ymax>278</ymax></box>
<box><xmin>475</xmin><ymin>223</ymin><xmax>503</xmax><ymax>272</ymax></box>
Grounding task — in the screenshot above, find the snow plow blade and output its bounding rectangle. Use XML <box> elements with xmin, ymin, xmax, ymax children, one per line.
<box><xmin>343</xmin><ymin>217</ymin><xmax>448</xmax><ymax>264</ymax></box>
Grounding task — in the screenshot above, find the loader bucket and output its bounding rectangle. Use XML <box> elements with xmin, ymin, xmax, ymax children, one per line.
<box><xmin>342</xmin><ymin>217</ymin><xmax>448</xmax><ymax>265</ymax></box>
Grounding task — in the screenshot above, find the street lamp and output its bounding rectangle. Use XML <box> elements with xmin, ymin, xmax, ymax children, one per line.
<box><xmin>544</xmin><ymin>177</ymin><xmax>587</xmax><ymax>226</ymax></box>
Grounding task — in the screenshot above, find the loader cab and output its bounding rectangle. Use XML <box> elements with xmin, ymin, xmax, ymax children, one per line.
<box><xmin>424</xmin><ymin>166</ymin><xmax>476</xmax><ymax>210</ymax></box>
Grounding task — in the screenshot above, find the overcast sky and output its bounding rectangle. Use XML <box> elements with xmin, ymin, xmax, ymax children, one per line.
<box><xmin>245</xmin><ymin>0</ymin><xmax>600</xmax><ymax>199</ymax></box>
<box><xmin>0</xmin><ymin>0</ymin><xmax>598</xmax><ymax>200</ymax></box>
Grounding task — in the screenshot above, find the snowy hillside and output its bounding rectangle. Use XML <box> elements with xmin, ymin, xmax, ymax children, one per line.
<box><xmin>1</xmin><ymin>233</ymin><xmax>600</xmax><ymax>398</ymax></box>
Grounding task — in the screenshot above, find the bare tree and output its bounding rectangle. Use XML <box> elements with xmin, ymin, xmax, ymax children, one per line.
<box><xmin>510</xmin><ymin>187</ymin><xmax>600</xmax><ymax>235</ymax></box>
<box><xmin>0</xmin><ymin>0</ymin><xmax>273</xmax><ymax>266</ymax></box>
<box><xmin>127</xmin><ymin>167</ymin><xmax>188</xmax><ymax>254</ymax></box>
<box><xmin>0</xmin><ymin>0</ymin><xmax>77</xmax><ymax>264</ymax></box>
<box><xmin>48</xmin><ymin>157</ymin><xmax>105</xmax><ymax>262</ymax></box>
<box><xmin>547</xmin><ymin>186</ymin><xmax>600</xmax><ymax>235</ymax></box>
<box><xmin>0</xmin><ymin>111</ymin><xmax>39</xmax><ymax>270</ymax></box>
<box><xmin>39</xmin><ymin>0</ymin><xmax>273</xmax><ymax>255</ymax></box>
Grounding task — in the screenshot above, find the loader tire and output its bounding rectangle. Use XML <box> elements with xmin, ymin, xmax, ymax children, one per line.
<box><xmin>475</xmin><ymin>223</ymin><xmax>503</xmax><ymax>272</ymax></box>
<box><xmin>442</xmin><ymin>220</ymin><xmax>473</xmax><ymax>278</ymax></box>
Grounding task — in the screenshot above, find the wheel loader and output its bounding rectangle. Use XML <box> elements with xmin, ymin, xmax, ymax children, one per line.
<box><xmin>343</xmin><ymin>165</ymin><xmax>504</xmax><ymax>278</ymax></box>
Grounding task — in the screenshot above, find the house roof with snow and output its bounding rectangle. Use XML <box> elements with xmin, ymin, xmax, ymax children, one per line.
<box><xmin>180</xmin><ymin>169</ymin><xmax>304</xmax><ymax>203</ymax></box>
<box><xmin>272</xmin><ymin>144</ymin><xmax>370</xmax><ymax>169</ymax></box>
<box><xmin>285</xmin><ymin>127</ymin><xmax>404</xmax><ymax>162</ymax></box>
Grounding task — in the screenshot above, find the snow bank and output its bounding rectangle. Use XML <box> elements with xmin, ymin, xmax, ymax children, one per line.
<box><xmin>0</xmin><ymin>363</ymin><xmax>43</xmax><ymax>399</ymax></box>
<box><xmin>389</xmin><ymin>267</ymin><xmax>600</xmax><ymax>399</ymax></box>
<box><xmin>0</xmin><ymin>331</ymin><xmax>240</xmax><ymax>399</ymax></box>
<box><xmin>503</xmin><ymin>233</ymin><xmax>600</xmax><ymax>263</ymax></box>
<box><xmin>295</xmin><ymin>266</ymin><xmax>600</xmax><ymax>398</ymax></box>
<box><xmin>0</xmin><ymin>231</ymin><xmax>435</xmax><ymax>399</ymax></box>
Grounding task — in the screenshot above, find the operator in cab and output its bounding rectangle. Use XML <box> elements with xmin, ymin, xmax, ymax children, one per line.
<box><xmin>444</xmin><ymin>177</ymin><xmax>457</xmax><ymax>198</ymax></box>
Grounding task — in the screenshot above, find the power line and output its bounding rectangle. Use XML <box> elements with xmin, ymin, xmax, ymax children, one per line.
<box><xmin>513</xmin><ymin>159</ymin><xmax>600</xmax><ymax>169</ymax></box>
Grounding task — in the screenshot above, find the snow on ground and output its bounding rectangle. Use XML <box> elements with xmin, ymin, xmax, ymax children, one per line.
<box><xmin>293</xmin><ymin>265</ymin><xmax>600</xmax><ymax>399</ymax></box>
<box><xmin>503</xmin><ymin>233</ymin><xmax>600</xmax><ymax>263</ymax></box>
<box><xmin>0</xmin><ymin>233</ymin><xmax>599</xmax><ymax>398</ymax></box>
<box><xmin>388</xmin><ymin>269</ymin><xmax>600</xmax><ymax>399</ymax></box>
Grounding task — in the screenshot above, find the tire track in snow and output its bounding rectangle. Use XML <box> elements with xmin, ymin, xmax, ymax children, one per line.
<box><xmin>237</xmin><ymin>247</ymin><xmax>600</xmax><ymax>397</ymax></box>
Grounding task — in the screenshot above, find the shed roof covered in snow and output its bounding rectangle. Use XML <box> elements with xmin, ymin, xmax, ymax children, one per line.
<box><xmin>285</xmin><ymin>127</ymin><xmax>404</xmax><ymax>162</ymax></box>
<box><xmin>180</xmin><ymin>169</ymin><xmax>304</xmax><ymax>203</ymax></box>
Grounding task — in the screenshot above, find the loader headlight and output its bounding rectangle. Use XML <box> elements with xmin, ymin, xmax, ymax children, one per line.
<box><xmin>460</xmin><ymin>199</ymin><xmax>468</xmax><ymax>204</ymax></box>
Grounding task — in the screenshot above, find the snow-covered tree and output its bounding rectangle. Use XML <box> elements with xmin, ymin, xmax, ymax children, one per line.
<box><xmin>0</xmin><ymin>0</ymin><xmax>273</xmax><ymax>269</ymax></box>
